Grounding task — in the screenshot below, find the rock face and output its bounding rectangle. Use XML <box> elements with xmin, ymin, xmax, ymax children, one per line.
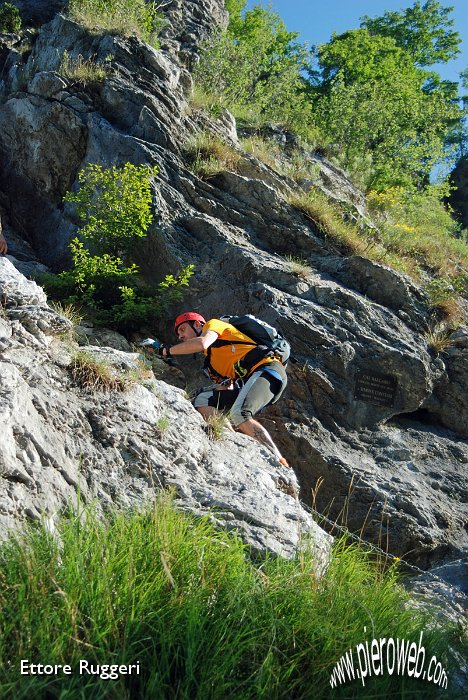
<box><xmin>9</xmin><ymin>1</ymin><xmax>66</xmax><ymax>27</ymax></box>
<box><xmin>449</xmin><ymin>155</ymin><xmax>468</xmax><ymax>228</ymax></box>
<box><xmin>0</xmin><ymin>10</ymin><xmax>467</xmax><ymax>594</ymax></box>
<box><xmin>0</xmin><ymin>256</ymin><xmax>331</xmax><ymax>566</ymax></box>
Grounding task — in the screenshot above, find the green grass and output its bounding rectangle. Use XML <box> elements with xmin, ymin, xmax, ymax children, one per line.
<box><xmin>59</xmin><ymin>50</ymin><xmax>109</xmax><ymax>85</ymax></box>
<box><xmin>241</xmin><ymin>135</ymin><xmax>321</xmax><ymax>183</ymax></box>
<box><xmin>0</xmin><ymin>493</ymin><xmax>462</xmax><ymax>699</ymax></box>
<box><xmin>184</xmin><ymin>132</ymin><xmax>241</xmax><ymax>180</ymax></box>
<box><xmin>288</xmin><ymin>189</ymin><xmax>372</xmax><ymax>258</ymax></box>
<box><xmin>289</xmin><ymin>187</ymin><xmax>468</xmax><ymax>297</ymax></box>
<box><xmin>68</xmin><ymin>0</ymin><xmax>164</xmax><ymax>45</ymax></box>
<box><xmin>69</xmin><ymin>350</ymin><xmax>138</xmax><ymax>392</ymax></box>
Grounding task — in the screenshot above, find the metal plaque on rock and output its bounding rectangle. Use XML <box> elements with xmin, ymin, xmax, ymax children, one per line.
<box><xmin>354</xmin><ymin>369</ymin><xmax>397</xmax><ymax>407</ymax></box>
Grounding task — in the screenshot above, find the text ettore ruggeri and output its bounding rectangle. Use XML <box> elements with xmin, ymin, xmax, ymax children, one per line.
<box><xmin>20</xmin><ymin>660</ymin><xmax>141</xmax><ymax>680</ymax></box>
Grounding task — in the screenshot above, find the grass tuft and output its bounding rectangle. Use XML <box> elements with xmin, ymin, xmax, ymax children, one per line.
<box><xmin>67</xmin><ymin>0</ymin><xmax>165</xmax><ymax>45</ymax></box>
<box><xmin>69</xmin><ymin>350</ymin><xmax>135</xmax><ymax>392</ymax></box>
<box><xmin>59</xmin><ymin>50</ymin><xmax>109</xmax><ymax>85</ymax></box>
<box><xmin>284</xmin><ymin>254</ymin><xmax>311</xmax><ymax>279</ymax></box>
<box><xmin>205</xmin><ymin>411</ymin><xmax>232</xmax><ymax>440</ymax></box>
<box><xmin>425</xmin><ymin>328</ymin><xmax>455</xmax><ymax>355</ymax></box>
<box><xmin>184</xmin><ymin>132</ymin><xmax>241</xmax><ymax>180</ymax></box>
<box><xmin>48</xmin><ymin>301</ymin><xmax>84</xmax><ymax>342</ymax></box>
<box><xmin>155</xmin><ymin>414</ymin><xmax>170</xmax><ymax>435</ymax></box>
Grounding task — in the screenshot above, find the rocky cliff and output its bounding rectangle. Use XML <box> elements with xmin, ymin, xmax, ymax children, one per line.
<box><xmin>0</xmin><ymin>5</ymin><xmax>466</xmax><ymax>601</ymax></box>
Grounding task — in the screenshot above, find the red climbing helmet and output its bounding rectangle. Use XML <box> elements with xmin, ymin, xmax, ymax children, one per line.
<box><xmin>174</xmin><ymin>312</ymin><xmax>206</xmax><ymax>334</ymax></box>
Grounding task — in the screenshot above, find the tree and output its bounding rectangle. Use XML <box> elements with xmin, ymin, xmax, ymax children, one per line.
<box><xmin>314</xmin><ymin>29</ymin><xmax>461</xmax><ymax>189</ymax></box>
<box><xmin>196</xmin><ymin>4</ymin><xmax>313</xmax><ymax>133</ymax></box>
<box><xmin>0</xmin><ymin>2</ymin><xmax>21</xmax><ymax>33</ymax></box>
<box><xmin>360</xmin><ymin>0</ymin><xmax>460</xmax><ymax>67</ymax></box>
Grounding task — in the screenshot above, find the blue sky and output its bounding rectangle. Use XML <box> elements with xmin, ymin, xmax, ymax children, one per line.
<box><xmin>245</xmin><ymin>1</ymin><xmax>467</xmax><ymax>87</ymax></box>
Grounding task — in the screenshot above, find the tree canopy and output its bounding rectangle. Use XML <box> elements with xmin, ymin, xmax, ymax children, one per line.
<box><xmin>360</xmin><ymin>0</ymin><xmax>461</xmax><ymax>67</ymax></box>
<box><xmin>314</xmin><ymin>12</ymin><xmax>462</xmax><ymax>188</ymax></box>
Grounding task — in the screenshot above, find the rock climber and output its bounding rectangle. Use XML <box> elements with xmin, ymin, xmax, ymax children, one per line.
<box><xmin>143</xmin><ymin>312</ymin><xmax>290</xmax><ymax>468</ymax></box>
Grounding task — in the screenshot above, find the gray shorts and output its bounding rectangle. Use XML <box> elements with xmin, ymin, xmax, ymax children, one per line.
<box><xmin>193</xmin><ymin>362</ymin><xmax>287</xmax><ymax>427</ymax></box>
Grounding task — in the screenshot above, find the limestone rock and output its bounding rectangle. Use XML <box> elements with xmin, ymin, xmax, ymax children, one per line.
<box><xmin>0</xmin><ymin>256</ymin><xmax>47</xmax><ymax>307</ymax></box>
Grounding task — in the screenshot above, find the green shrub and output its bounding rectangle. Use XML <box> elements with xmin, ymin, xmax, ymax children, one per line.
<box><xmin>0</xmin><ymin>2</ymin><xmax>21</xmax><ymax>33</ymax></box>
<box><xmin>45</xmin><ymin>238</ymin><xmax>140</xmax><ymax>309</ymax></box>
<box><xmin>68</xmin><ymin>0</ymin><xmax>164</xmax><ymax>45</ymax></box>
<box><xmin>0</xmin><ymin>495</ymin><xmax>461</xmax><ymax>698</ymax></box>
<box><xmin>64</xmin><ymin>163</ymin><xmax>157</xmax><ymax>257</ymax></box>
<box><xmin>43</xmin><ymin>163</ymin><xmax>194</xmax><ymax>333</ymax></box>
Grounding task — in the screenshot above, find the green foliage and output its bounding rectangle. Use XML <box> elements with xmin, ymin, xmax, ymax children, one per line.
<box><xmin>0</xmin><ymin>2</ymin><xmax>21</xmax><ymax>33</ymax></box>
<box><xmin>424</xmin><ymin>274</ymin><xmax>468</xmax><ymax>307</ymax></box>
<box><xmin>43</xmin><ymin>163</ymin><xmax>194</xmax><ymax>333</ymax></box>
<box><xmin>199</xmin><ymin>1</ymin><xmax>464</xmax><ymax>190</ymax></box>
<box><xmin>67</xmin><ymin>0</ymin><xmax>165</xmax><ymax>45</ymax></box>
<box><xmin>48</xmin><ymin>238</ymin><xmax>140</xmax><ymax>308</ymax></box>
<box><xmin>0</xmin><ymin>495</ymin><xmax>460</xmax><ymax>698</ymax></box>
<box><xmin>64</xmin><ymin>163</ymin><xmax>157</xmax><ymax>257</ymax></box>
<box><xmin>360</xmin><ymin>0</ymin><xmax>461</xmax><ymax>67</ymax></box>
<box><xmin>367</xmin><ymin>184</ymin><xmax>468</xmax><ymax>279</ymax></box>
<box><xmin>315</xmin><ymin>29</ymin><xmax>461</xmax><ymax>190</ymax></box>
<box><xmin>195</xmin><ymin>4</ymin><xmax>314</xmax><ymax>136</ymax></box>
<box><xmin>101</xmin><ymin>265</ymin><xmax>194</xmax><ymax>330</ymax></box>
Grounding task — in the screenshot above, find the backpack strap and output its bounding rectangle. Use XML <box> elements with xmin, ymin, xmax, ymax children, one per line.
<box><xmin>205</xmin><ymin>340</ymin><xmax>275</xmax><ymax>381</ymax></box>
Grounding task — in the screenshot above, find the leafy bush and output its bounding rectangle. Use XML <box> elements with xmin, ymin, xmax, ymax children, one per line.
<box><xmin>68</xmin><ymin>0</ymin><xmax>164</xmax><ymax>45</ymax></box>
<box><xmin>43</xmin><ymin>163</ymin><xmax>194</xmax><ymax>333</ymax></box>
<box><xmin>0</xmin><ymin>2</ymin><xmax>21</xmax><ymax>33</ymax></box>
<box><xmin>64</xmin><ymin>163</ymin><xmax>157</xmax><ymax>257</ymax></box>
<box><xmin>44</xmin><ymin>238</ymin><xmax>141</xmax><ymax>309</ymax></box>
<box><xmin>0</xmin><ymin>494</ymin><xmax>461</xmax><ymax>698</ymax></box>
